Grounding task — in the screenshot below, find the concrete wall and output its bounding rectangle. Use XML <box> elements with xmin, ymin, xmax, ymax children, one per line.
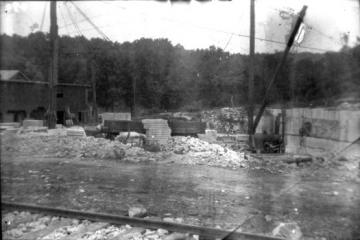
<box><xmin>283</xmin><ymin>108</ymin><xmax>360</xmax><ymax>155</ymax></box>
<box><xmin>254</xmin><ymin>107</ymin><xmax>360</xmax><ymax>155</ymax></box>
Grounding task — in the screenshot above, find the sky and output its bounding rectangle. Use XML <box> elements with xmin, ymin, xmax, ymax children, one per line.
<box><xmin>1</xmin><ymin>0</ymin><xmax>359</xmax><ymax>54</ymax></box>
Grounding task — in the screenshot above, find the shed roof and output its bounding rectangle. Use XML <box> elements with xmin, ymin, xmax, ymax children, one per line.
<box><xmin>1</xmin><ymin>70</ymin><xmax>21</xmax><ymax>80</ymax></box>
<box><xmin>0</xmin><ymin>69</ymin><xmax>90</xmax><ymax>87</ymax></box>
<box><xmin>0</xmin><ymin>69</ymin><xmax>33</xmax><ymax>82</ymax></box>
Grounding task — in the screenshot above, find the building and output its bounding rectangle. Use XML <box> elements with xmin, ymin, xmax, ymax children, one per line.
<box><xmin>0</xmin><ymin>70</ymin><xmax>91</xmax><ymax>124</ymax></box>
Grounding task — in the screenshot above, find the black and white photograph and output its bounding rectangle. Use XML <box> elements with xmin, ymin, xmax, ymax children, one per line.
<box><xmin>1</xmin><ymin>0</ymin><xmax>360</xmax><ymax>239</ymax></box>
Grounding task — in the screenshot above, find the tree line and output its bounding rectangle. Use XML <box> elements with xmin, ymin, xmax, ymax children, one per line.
<box><xmin>1</xmin><ymin>32</ymin><xmax>359</xmax><ymax>112</ymax></box>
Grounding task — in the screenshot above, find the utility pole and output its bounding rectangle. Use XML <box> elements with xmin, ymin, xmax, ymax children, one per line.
<box><xmin>47</xmin><ymin>1</ymin><xmax>58</xmax><ymax>129</ymax></box>
<box><xmin>252</xmin><ymin>6</ymin><xmax>307</xmax><ymax>133</ymax></box>
<box><xmin>91</xmin><ymin>61</ymin><xmax>98</xmax><ymax>123</ymax></box>
<box><xmin>132</xmin><ymin>77</ymin><xmax>136</xmax><ymax>118</ymax></box>
<box><xmin>248</xmin><ymin>0</ymin><xmax>255</xmax><ymax>147</ymax></box>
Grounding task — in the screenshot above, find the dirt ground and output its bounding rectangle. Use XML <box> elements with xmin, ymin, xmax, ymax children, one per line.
<box><xmin>1</xmin><ymin>153</ymin><xmax>360</xmax><ymax>239</ymax></box>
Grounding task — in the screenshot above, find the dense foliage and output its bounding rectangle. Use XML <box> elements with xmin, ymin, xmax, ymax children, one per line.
<box><xmin>1</xmin><ymin>32</ymin><xmax>359</xmax><ymax>112</ymax></box>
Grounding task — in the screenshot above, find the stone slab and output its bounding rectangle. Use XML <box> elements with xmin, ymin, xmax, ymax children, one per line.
<box><xmin>22</xmin><ymin>120</ymin><xmax>43</xmax><ymax>128</ymax></box>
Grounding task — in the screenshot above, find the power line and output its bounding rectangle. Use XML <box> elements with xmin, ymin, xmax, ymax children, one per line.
<box><xmin>223</xmin><ymin>33</ymin><xmax>233</xmax><ymax>51</ymax></box>
<box><xmin>59</xmin><ymin>1</ymin><xmax>112</xmax><ymax>42</ymax></box>
<box><xmin>67</xmin><ymin>26</ymin><xmax>113</xmax><ymax>37</ymax></box>
<box><xmin>64</xmin><ymin>20</ymin><xmax>332</xmax><ymax>54</ymax></box>
<box><xmin>144</xmin><ymin>15</ymin><xmax>332</xmax><ymax>52</ymax></box>
<box><xmin>59</xmin><ymin>1</ymin><xmax>334</xmax><ymax>53</ymax></box>
<box><xmin>253</xmin><ymin>4</ymin><xmax>348</xmax><ymax>48</ymax></box>
<box><xmin>40</xmin><ymin>2</ymin><xmax>47</xmax><ymax>32</ymax></box>
<box><xmin>58</xmin><ymin>14</ymin><xmax>104</xmax><ymax>30</ymax></box>
<box><xmin>305</xmin><ymin>22</ymin><xmax>344</xmax><ymax>46</ymax></box>
<box><xmin>63</xmin><ymin>2</ymin><xmax>83</xmax><ymax>37</ymax></box>
<box><xmin>70</xmin><ymin>1</ymin><xmax>111</xmax><ymax>41</ymax></box>
<box><xmin>232</xmin><ymin>32</ymin><xmax>330</xmax><ymax>52</ymax></box>
<box><xmin>59</xmin><ymin>4</ymin><xmax>70</xmax><ymax>36</ymax></box>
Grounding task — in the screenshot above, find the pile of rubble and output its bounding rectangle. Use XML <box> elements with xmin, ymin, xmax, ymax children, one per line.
<box><xmin>2</xmin><ymin>211</ymin><xmax>199</xmax><ymax>240</ymax></box>
<box><xmin>1</xmin><ymin>129</ymin><xmax>126</xmax><ymax>160</ymax></box>
<box><xmin>166</xmin><ymin>136</ymin><xmax>247</xmax><ymax>168</ymax></box>
<box><xmin>1</xmin><ymin>127</ymin><xmax>247</xmax><ymax>169</ymax></box>
<box><xmin>3</xmin><ymin>210</ymin><xmax>302</xmax><ymax>240</ymax></box>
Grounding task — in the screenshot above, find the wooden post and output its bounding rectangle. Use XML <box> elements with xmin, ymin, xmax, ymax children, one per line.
<box><xmin>91</xmin><ymin>61</ymin><xmax>98</xmax><ymax>122</ymax></box>
<box><xmin>252</xmin><ymin>6</ymin><xmax>307</xmax><ymax>133</ymax></box>
<box><xmin>247</xmin><ymin>0</ymin><xmax>255</xmax><ymax>147</ymax></box>
<box><xmin>132</xmin><ymin>77</ymin><xmax>136</xmax><ymax>118</ymax></box>
<box><xmin>281</xmin><ymin>107</ymin><xmax>286</xmax><ymax>153</ymax></box>
<box><xmin>47</xmin><ymin>1</ymin><xmax>59</xmax><ymax>129</ymax></box>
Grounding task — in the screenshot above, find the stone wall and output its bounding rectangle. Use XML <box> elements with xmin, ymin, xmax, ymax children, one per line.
<box><xmin>283</xmin><ymin>108</ymin><xmax>360</xmax><ymax>155</ymax></box>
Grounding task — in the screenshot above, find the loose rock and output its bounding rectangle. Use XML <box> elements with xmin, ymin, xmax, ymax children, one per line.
<box><xmin>163</xmin><ymin>232</ymin><xmax>189</xmax><ymax>240</ymax></box>
<box><xmin>272</xmin><ymin>222</ymin><xmax>302</xmax><ymax>240</ymax></box>
<box><xmin>128</xmin><ymin>206</ymin><xmax>147</xmax><ymax>218</ymax></box>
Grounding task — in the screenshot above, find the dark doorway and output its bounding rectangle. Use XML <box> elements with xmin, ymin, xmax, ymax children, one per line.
<box><xmin>78</xmin><ymin>112</ymin><xmax>82</xmax><ymax>123</ymax></box>
<box><xmin>57</xmin><ymin>111</ymin><xmax>65</xmax><ymax>125</ymax></box>
<box><xmin>8</xmin><ymin>110</ymin><xmax>26</xmax><ymax>122</ymax></box>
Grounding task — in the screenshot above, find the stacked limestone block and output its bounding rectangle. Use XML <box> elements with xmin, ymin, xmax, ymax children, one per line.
<box><xmin>142</xmin><ymin>119</ymin><xmax>171</xmax><ymax>146</ymax></box>
<box><xmin>66</xmin><ymin>126</ymin><xmax>86</xmax><ymax>137</ymax></box>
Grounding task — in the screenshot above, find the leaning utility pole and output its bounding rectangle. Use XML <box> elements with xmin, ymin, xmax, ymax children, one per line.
<box><xmin>47</xmin><ymin>1</ymin><xmax>59</xmax><ymax>129</ymax></box>
<box><xmin>247</xmin><ymin>0</ymin><xmax>255</xmax><ymax>146</ymax></box>
<box><xmin>252</xmin><ymin>6</ymin><xmax>307</xmax><ymax>133</ymax></box>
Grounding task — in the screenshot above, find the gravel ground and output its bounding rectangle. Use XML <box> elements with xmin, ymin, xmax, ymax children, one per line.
<box><xmin>2</xmin><ymin>211</ymin><xmax>198</xmax><ymax>240</ymax></box>
<box><xmin>2</xmin><ymin>156</ymin><xmax>359</xmax><ymax>239</ymax></box>
<box><xmin>2</xmin><ymin>128</ymin><xmax>359</xmax><ymax>239</ymax></box>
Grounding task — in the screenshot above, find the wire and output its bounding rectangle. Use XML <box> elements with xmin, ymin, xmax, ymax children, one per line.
<box><xmin>254</xmin><ymin>3</ymin><xmax>347</xmax><ymax>49</ymax></box>
<box><xmin>77</xmin><ymin>1</ymin><xmax>334</xmax><ymax>53</ymax></box>
<box><xmin>305</xmin><ymin>22</ymin><xmax>344</xmax><ymax>46</ymax></box>
<box><xmin>59</xmin><ymin>4</ymin><xmax>71</xmax><ymax>36</ymax></box>
<box><xmin>65</xmin><ymin>24</ymin><xmax>115</xmax><ymax>36</ymax></box>
<box><xmin>63</xmin><ymin>21</ymin><xmax>329</xmax><ymax>54</ymax></box>
<box><xmin>63</xmin><ymin>2</ymin><xmax>83</xmax><ymax>37</ymax></box>
<box><xmin>70</xmin><ymin>1</ymin><xmax>111</xmax><ymax>41</ymax></box>
<box><xmin>57</xmin><ymin>1</ymin><xmax>337</xmax><ymax>54</ymax></box>
<box><xmin>97</xmin><ymin>1</ymin><xmax>305</xmax><ymax>52</ymax></box>
<box><xmin>222</xmin><ymin>33</ymin><xmax>233</xmax><ymax>51</ymax></box>
<box><xmin>58</xmin><ymin>14</ymin><xmax>104</xmax><ymax>30</ymax></box>
<box><xmin>40</xmin><ymin>2</ymin><xmax>47</xmax><ymax>32</ymax></box>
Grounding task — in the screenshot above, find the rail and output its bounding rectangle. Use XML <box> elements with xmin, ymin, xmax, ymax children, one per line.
<box><xmin>2</xmin><ymin>202</ymin><xmax>284</xmax><ymax>240</ymax></box>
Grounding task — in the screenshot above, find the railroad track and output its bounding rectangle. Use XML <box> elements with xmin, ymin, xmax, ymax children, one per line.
<box><xmin>2</xmin><ymin>202</ymin><xmax>283</xmax><ymax>240</ymax></box>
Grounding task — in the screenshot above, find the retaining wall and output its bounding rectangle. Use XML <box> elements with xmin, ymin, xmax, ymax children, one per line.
<box><xmin>282</xmin><ymin>108</ymin><xmax>360</xmax><ymax>155</ymax></box>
